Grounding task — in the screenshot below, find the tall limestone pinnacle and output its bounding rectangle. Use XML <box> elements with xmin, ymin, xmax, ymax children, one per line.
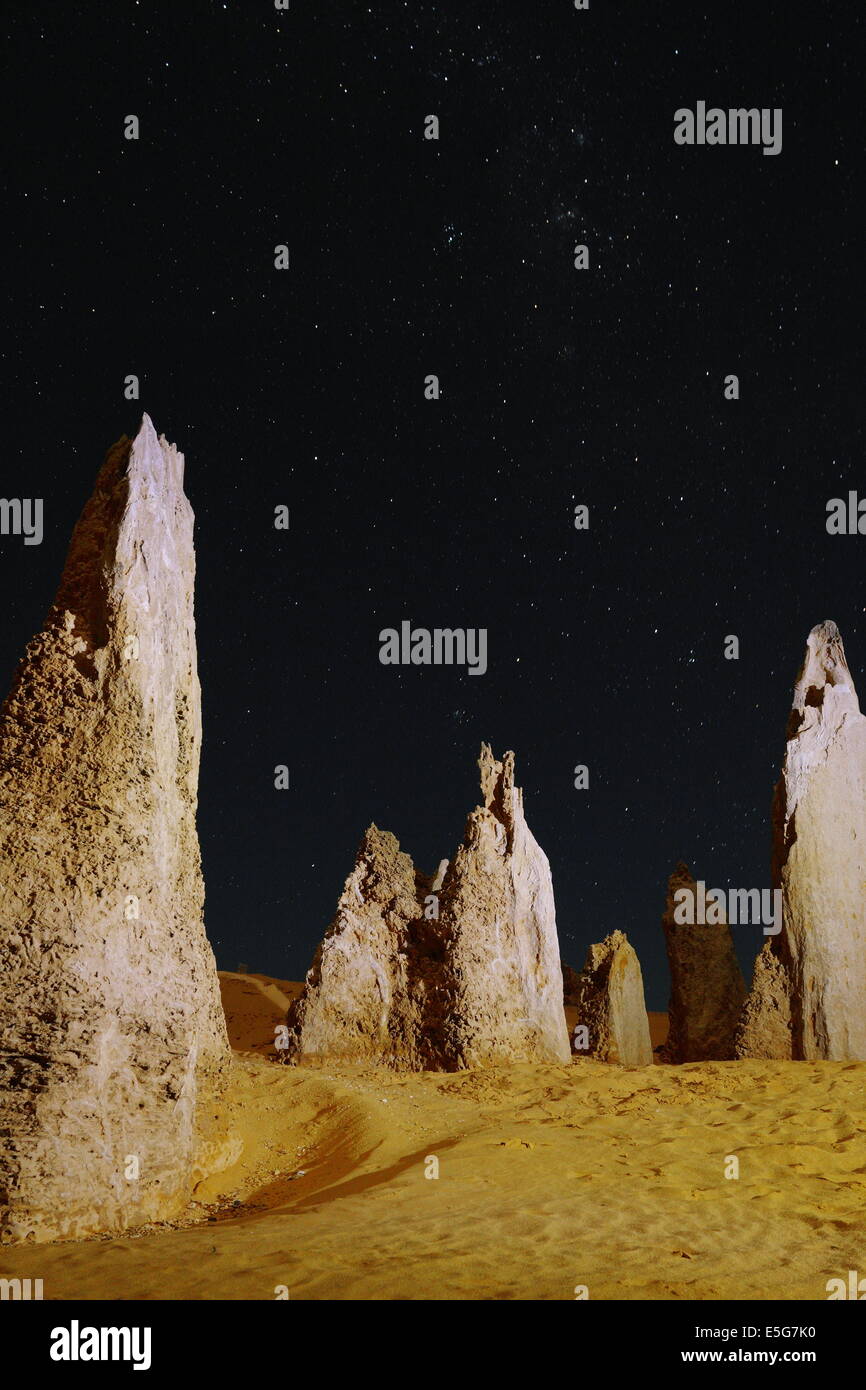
<box><xmin>436</xmin><ymin>745</ymin><xmax>572</xmax><ymax>1066</ymax></box>
<box><xmin>0</xmin><ymin>415</ymin><xmax>231</xmax><ymax>1243</ymax></box>
<box><xmin>286</xmin><ymin>744</ymin><xmax>571</xmax><ymax>1069</ymax></box>
<box><xmin>737</xmin><ymin>621</ymin><xmax>866</xmax><ymax>1060</ymax></box>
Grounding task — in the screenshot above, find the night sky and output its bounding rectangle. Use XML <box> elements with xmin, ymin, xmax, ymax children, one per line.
<box><xmin>2</xmin><ymin>3</ymin><xmax>862</xmax><ymax>1007</ymax></box>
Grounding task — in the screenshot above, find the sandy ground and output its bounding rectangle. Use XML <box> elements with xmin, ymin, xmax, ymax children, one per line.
<box><xmin>4</xmin><ymin>972</ymin><xmax>866</xmax><ymax>1300</ymax></box>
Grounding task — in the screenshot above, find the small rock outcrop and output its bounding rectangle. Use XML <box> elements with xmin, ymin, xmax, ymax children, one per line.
<box><xmin>661</xmin><ymin>863</ymin><xmax>747</xmax><ymax>1063</ymax></box>
<box><xmin>570</xmin><ymin>931</ymin><xmax>653</xmax><ymax>1065</ymax></box>
<box><xmin>0</xmin><ymin>415</ymin><xmax>231</xmax><ymax>1244</ymax></box>
<box><xmin>734</xmin><ymin>945</ymin><xmax>792</xmax><ymax>1060</ymax></box>
<box><xmin>737</xmin><ymin>621</ymin><xmax>866</xmax><ymax>1060</ymax></box>
<box><xmin>286</xmin><ymin>745</ymin><xmax>571</xmax><ymax>1069</ymax></box>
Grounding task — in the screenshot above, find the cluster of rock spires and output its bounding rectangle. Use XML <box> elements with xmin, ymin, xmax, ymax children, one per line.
<box><xmin>2</xmin><ymin>413</ymin><xmax>865</xmax><ymax>1249</ymax></box>
<box><xmin>0</xmin><ymin>416</ymin><xmax>231</xmax><ymax>1245</ymax></box>
<box><xmin>291</xmin><ymin>618</ymin><xmax>866</xmax><ymax>1072</ymax></box>
<box><xmin>656</xmin><ymin>620</ymin><xmax>866</xmax><ymax>1064</ymax></box>
<box><xmin>285</xmin><ymin>748</ymin><xmax>661</xmax><ymax>1070</ymax></box>
<box><xmin>285</xmin><ymin>745</ymin><xmax>573</xmax><ymax>1069</ymax></box>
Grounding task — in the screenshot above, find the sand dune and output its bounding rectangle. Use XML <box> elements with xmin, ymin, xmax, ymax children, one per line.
<box><xmin>4</xmin><ymin>973</ymin><xmax>865</xmax><ymax>1300</ymax></box>
<box><xmin>218</xmin><ymin>971</ymin><xmax>303</xmax><ymax>1055</ymax></box>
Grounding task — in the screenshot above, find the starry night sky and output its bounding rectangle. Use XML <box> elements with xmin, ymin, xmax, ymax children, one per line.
<box><xmin>2</xmin><ymin>3</ymin><xmax>862</xmax><ymax>1007</ymax></box>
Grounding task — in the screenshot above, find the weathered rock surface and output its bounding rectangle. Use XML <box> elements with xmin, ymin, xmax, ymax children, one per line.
<box><xmin>570</xmin><ymin>931</ymin><xmax>653</xmax><ymax>1065</ymax></box>
<box><xmin>284</xmin><ymin>824</ymin><xmax>448</xmax><ymax>1069</ymax></box>
<box><xmin>435</xmin><ymin>746</ymin><xmax>572</xmax><ymax>1067</ymax></box>
<box><xmin>734</xmin><ymin>943</ymin><xmax>792</xmax><ymax>1060</ymax></box>
<box><xmin>661</xmin><ymin>862</ymin><xmax>747</xmax><ymax>1063</ymax></box>
<box><xmin>286</xmin><ymin>745</ymin><xmax>571</xmax><ymax>1069</ymax></box>
<box><xmin>0</xmin><ymin>415</ymin><xmax>231</xmax><ymax>1244</ymax></box>
<box><xmin>737</xmin><ymin>621</ymin><xmax>866</xmax><ymax>1060</ymax></box>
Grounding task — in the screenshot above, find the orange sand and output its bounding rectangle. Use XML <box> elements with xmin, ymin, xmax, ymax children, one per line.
<box><xmin>4</xmin><ymin>972</ymin><xmax>865</xmax><ymax>1300</ymax></box>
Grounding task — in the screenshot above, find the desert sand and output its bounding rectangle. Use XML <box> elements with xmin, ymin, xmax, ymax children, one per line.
<box><xmin>3</xmin><ymin>970</ymin><xmax>864</xmax><ymax>1301</ymax></box>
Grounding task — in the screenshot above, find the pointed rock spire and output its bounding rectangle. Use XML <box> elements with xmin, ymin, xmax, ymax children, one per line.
<box><xmin>738</xmin><ymin>621</ymin><xmax>866</xmax><ymax>1060</ymax></box>
<box><xmin>285</xmin><ymin>824</ymin><xmax>435</xmax><ymax>1067</ymax></box>
<box><xmin>0</xmin><ymin>417</ymin><xmax>230</xmax><ymax>1243</ymax></box>
<box><xmin>434</xmin><ymin>744</ymin><xmax>571</xmax><ymax>1066</ymax></box>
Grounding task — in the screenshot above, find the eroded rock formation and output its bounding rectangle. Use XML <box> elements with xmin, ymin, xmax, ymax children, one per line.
<box><xmin>661</xmin><ymin>862</ymin><xmax>746</xmax><ymax>1062</ymax></box>
<box><xmin>737</xmin><ymin>621</ymin><xmax>866</xmax><ymax>1060</ymax></box>
<box><xmin>436</xmin><ymin>746</ymin><xmax>572</xmax><ymax>1066</ymax></box>
<box><xmin>286</xmin><ymin>745</ymin><xmax>571</xmax><ymax>1069</ymax></box>
<box><xmin>570</xmin><ymin>930</ymin><xmax>653</xmax><ymax>1065</ymax></box>
<box><xmin>283</xmin><ymin>825</ymin><xmax>449</xmax><ymax>1069</ymax></box>
<box><xmin>734</xmin><ymin>945</ymin><xmax>792</xmax><ymax>1060</ymax></box>
<box><xmin>0</xmin><ymin>415</ymin><xmax>231</xmax><ymax>1244</ymax></box>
